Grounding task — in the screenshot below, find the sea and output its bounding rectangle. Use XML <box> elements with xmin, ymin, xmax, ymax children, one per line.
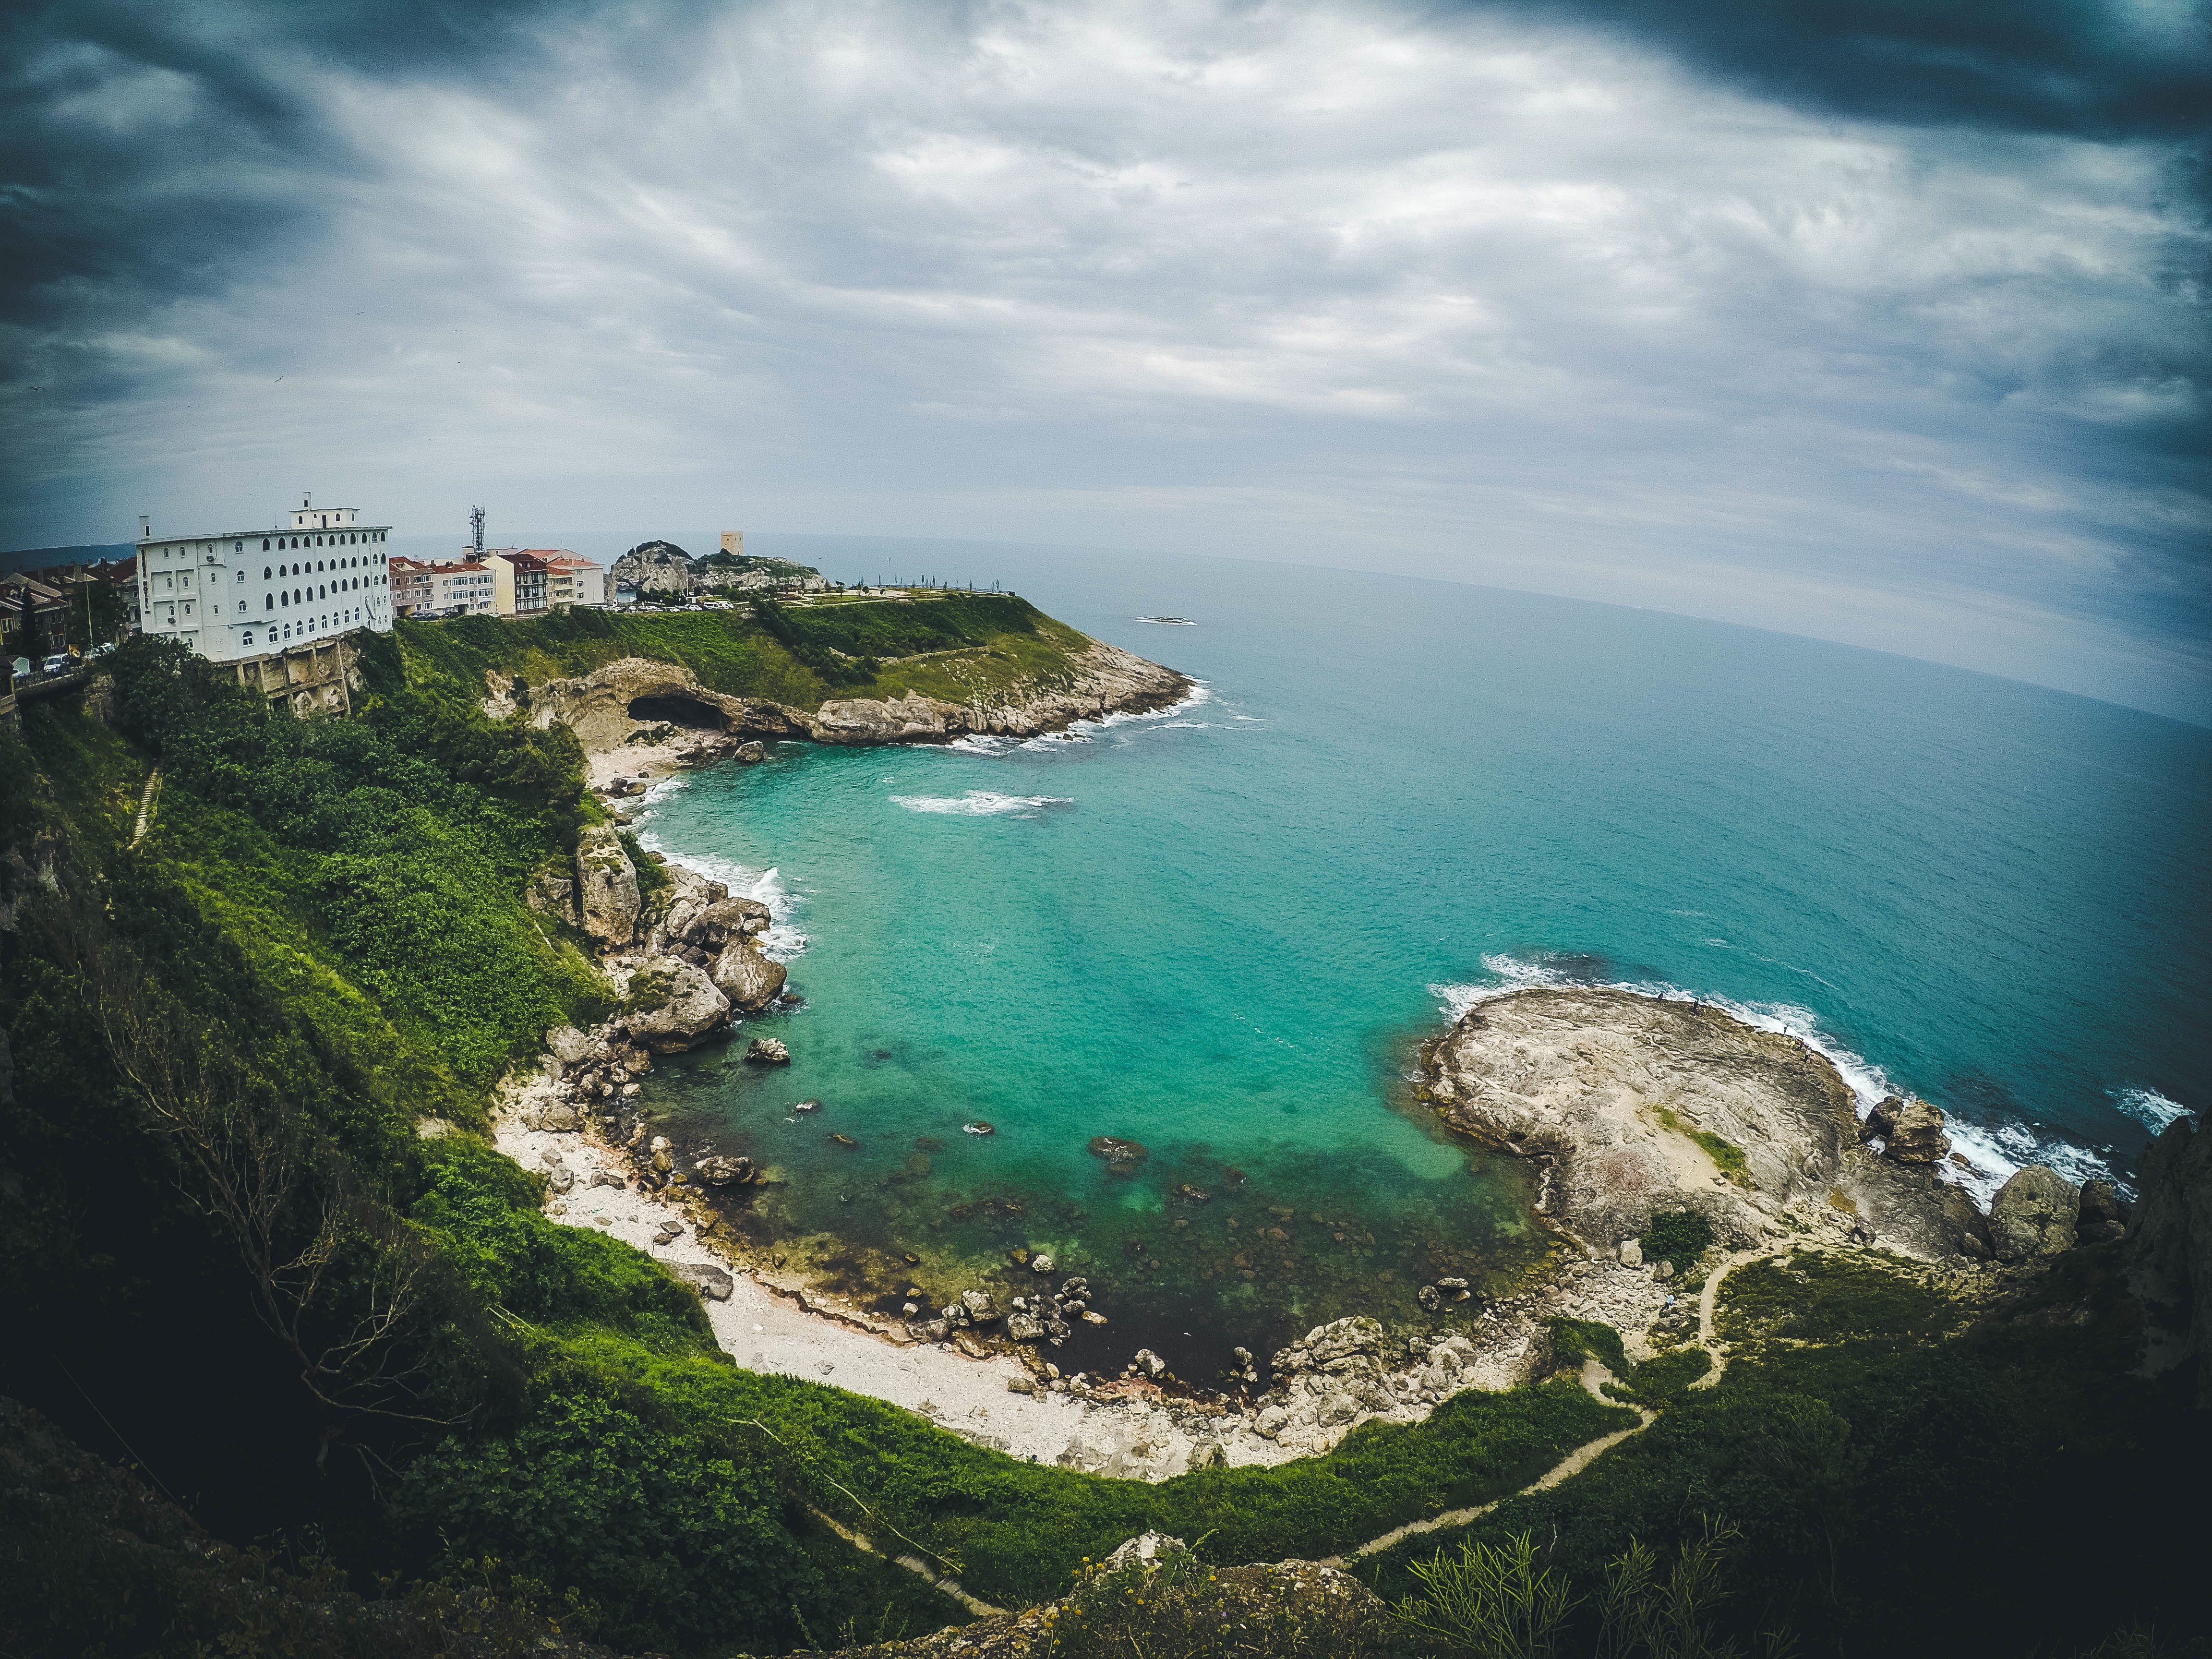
<box><xmin>625</xmin><ymin>539</ymin><xmax>2210</xmax><ymax>1384</ymax></box>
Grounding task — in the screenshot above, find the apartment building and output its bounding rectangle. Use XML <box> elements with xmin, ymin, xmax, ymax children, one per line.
<box><xmin>488</xmin><ymin>549</ymin><xmax>550</xmax><ymax>617</ymax></box>
<box><xmin>533</xmin><ymin>551</ymin><xmax>606</xmax><ymax>610</ymax></box>
<box><xmin>391</xmin><ymin>557</ymin><xmax>496</xmax><ymax>617</ymax></box>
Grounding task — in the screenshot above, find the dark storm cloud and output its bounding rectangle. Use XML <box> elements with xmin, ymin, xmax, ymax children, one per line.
<box><xmin>0</xmin><ymin>0</ymin><xmax>580</xmax><ymax>311</ymax></box>
<box><xmin>1537</xmin><ymin>0</ymin><xmax>2212</xmax><ymax>140</ymax></box>
<box><xmin>2</xmin><ymin>0</ymin><xmax>2207</xmax><ymax>718</ymax></box>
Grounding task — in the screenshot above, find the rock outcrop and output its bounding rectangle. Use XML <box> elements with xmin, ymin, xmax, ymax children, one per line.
<box><xmin>619</xmin><ymin>959</ymin><xmax>730</xmax><ymax>1052</ymax></box>
<box><xmin>610</xmin><ymin>540</ymin><xmax>701</xmax><ymax>597</ymax></box>
<box><xmin>574</xmin><ymin>826</ymin><xmax>641</xmax><ymax>947</ymax></box>
<box><xmin>2126</xmin><ymin>1116</ymin><xmax>2212</xmax><ymax>1401</ymax></box>
<box><xmin>811</xmin><ymin>690</ymin><xmax>962</xmax><ymax>744</ymax></box>
<box><xmin>1863</xmin><ymin>1095</ymin><xmax>1953</xmax><ymax>1164</ymax></box>
<box><xmin>710</xmin><ymin>938</ymin><xmax>787</xmax><ymax>1012</ymax></box>
<box><xmin>517</xmin><ymin>636</ymin><xmax>1189</xmax><ymax>766</ymax></box>
<box><xmin>1989</xmin><ymin>1164</ymin><xmax>2079</xmax><ymax>1259</ymax></box>
<box><xmin>1425</xmin><ymin>987</ymin><xmax>1987</xmax><ymax>1262</ymax></box>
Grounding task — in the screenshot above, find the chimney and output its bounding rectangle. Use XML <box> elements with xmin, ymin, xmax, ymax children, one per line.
<box><xmin>138</xmin><ymin>515</ymin><xmax>150</xmax><ymax>540</ymax></box>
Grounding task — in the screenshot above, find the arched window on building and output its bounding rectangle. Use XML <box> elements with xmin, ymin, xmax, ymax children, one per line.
<box><xmin>262</xmin><ymin>539</ymin><xmax>271</xmax><ymax>551</ymax></box>
<box><xmin>263</xmin><ymin>566</ymin><xmax>271</xmax><ymax>579</ymax></box>
<box><xmin>265</xmin><ymin>596</ymin><xmax>274</xmax><ymax>611</ymax></box>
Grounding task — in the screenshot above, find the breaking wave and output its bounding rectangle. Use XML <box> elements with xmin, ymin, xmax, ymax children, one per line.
<box><xmin>891</xmin><ymin>791</ymin><xmax>1073</xmax><ymax>817</ymax></box>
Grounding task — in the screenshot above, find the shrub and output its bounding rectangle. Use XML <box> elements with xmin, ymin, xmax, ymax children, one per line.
<box><xmin>1643</xmin><ymin>1211</ymin><xmax>1714</xmax><ymax>1270</ymax></box>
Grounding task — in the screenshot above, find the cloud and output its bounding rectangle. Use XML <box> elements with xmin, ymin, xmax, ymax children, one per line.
<box><xmin>2</xmin><ymin>0</ymin><xmax>2206</xmax><ymax>719</ymax></box>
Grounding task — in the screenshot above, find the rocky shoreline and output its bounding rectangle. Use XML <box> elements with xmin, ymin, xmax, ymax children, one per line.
<box><xmin>489</xmin><ymin>645</ymin><xmax>2134</xmax><ymax>1480</ymax></box>
<box><xmin>489</xmin><ymin>638</ymin><xmax>1194</xmax><ymax>795</ymax></box>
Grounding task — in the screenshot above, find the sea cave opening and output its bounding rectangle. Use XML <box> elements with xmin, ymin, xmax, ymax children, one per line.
<box><xmin>626</xmin><ymin>694</ymin><xmax>727</xmax><ymax>731</ymax></box>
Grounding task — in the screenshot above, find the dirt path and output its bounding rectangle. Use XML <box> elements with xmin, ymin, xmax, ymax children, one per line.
<box><xmin>789</xmin><ymin>1249</ymin><xmax>1784</xmax><ymax>1604</ymax></box>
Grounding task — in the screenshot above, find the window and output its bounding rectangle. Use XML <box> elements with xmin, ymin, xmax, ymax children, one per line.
<box><xmin>234</xmin><ymin>541</ymin><xmax>243</xmax><ymax>553</ymax></box>
<box><xmin>237</xmin><ymin>600</ymin><xmax>246</xmax><ymax>613</ymax></box>
<box><xmin>263</xmin><ymin>566</ymin><xmax>271</xmax><ymax>579</ymax></box>
<box><xmin>244</xmin><ymin>632</ymin><xmax>255</xmax><ymax>645</ymax></box>
<box><xmin>236</xmin><ymin>571</ymin><xmax>245</xmax><ymax>582</ymax></box>
<box><xmin>265</xmin><ymin>596</ymin><xmax>273</xmax><ymax>611</ymax></box>
<box><xmin>263</xmin><ymin>539</ymin><xmax>271</xmax><ymax>551</ymax></box>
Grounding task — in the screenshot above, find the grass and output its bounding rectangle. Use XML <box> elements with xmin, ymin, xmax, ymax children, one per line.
<box><xmin>1654</xmin><ymin>1106</ymin><xmax>1753</xmax><ymax>1188</ymax></box>
<box><xmin>391</xmin><ymin>595</ymin><xmax>1102</xmax><ymax>718</ymax></box>
<box><xmin>1713</xmin><ymin>1250</ymin><xmax>1949</xmax><ymax>1351</ymax></box>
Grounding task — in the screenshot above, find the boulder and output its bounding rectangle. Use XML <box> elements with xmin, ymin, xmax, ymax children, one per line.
<box><xmin>710</xmin><ymin>938</ymin><xmax>788</xmax><ymax>1014</ymax></box>
<box><xmin>1937</xmin><ymin>1184</ymin><xmax>1994</xmax><ymax>1258</ymax></box>
<box><xmin>745</xmin><ymin>1037</ymin><xmax>792</xmax><ymax>1065</ymax></box>
<box><xmin>546</xmin><ymin>1024</ymin><xmax>594</xmax><ymax>1065</ymax></box>
<box><xmin>696</xmin><ymin>1154</ymin><xmax>754</xmax><ymax>1186</ymax></box>
<box><xmin>575</xmin><ymin>826</ymin><xmax>641</xmax><ymax>948</ymax></box>
<box><xmin>540</xmin><ymin>1104</ymin><xmax>580</xmax><ymax>1133</ymax></box>
<box><xmin>2078</xmin><ymin>1178</ymin><xmax>2129</xmax><ymax>1243</ymax></box>
<box><xmin>1989</xmin><ymin>1164</ymin><xmax>2080</xmax><ymax>1260</ymax></box>
<box><xmin>1133</xmin><ymin>1348</ymin><xmax>1167</xmax><ymax>1380</ymax></box>
<box><xmin>736</xmin><ymin>741</ymin><xmax>768</xmax><ymax>763</ymax></box>
<box><xmin>670</xmin><ymin>1262</ymin><xmax>733</xmax><ymax>1302</ymax></box>
<box><xmin>1103</xmin><ymin>1531</ymin><xmax>1185</xmax><ymax>1571</ymax></box>
<box><xmin>1253</xmin><ymin>1405</ymin><xmax>1289</xmax><ymax>1439</ymax></box>
<box><xmin>546</xmin><ymin>1165</ymin><xmax>575</xmax><ymax>1194</ymax></box>
<box><xmin>1006</xmin><ymin>1312</ymin><xmax>1046</xmax><ymax>1342</ymax></box>
<box><xmin>1304</xmin><ymin>1316</ymin><xmax>1384</xmax><ymax>1368</ymax></box>
<box><xmin>1416</xmin><ymin>1284</ymin><xmax>1442</xmax><ymax>1311</ymax></box>
<box><xmin>1031</xmin><ymin>1252</ymin><xmax>1056</xmax><ymax>1274</ymax></box>
<box><xmin>1869</xmin><ymin>1096</ymin><xmax>1953</xmax><ymax>1164</ymax></box>
<box><xmin>1618</xmin><ymin>1237</ymin><xmax>1644</xmax><ymax>1269</ymax></box>
<box><xmin>621</xmin><ymin>959</ymin><xmax>731</xmax><ymax>1052</ymax></box>
<box><xmin>691</xmin><ymin>895</ymin><xmax>772</xmax><ymax>949</ymax></box>
<box><xmin>962</xmin><ymin>1289</ymin><xmax>997</xmax><ymax>1322</ymax></box>
<box><xmin>808</xmin><ymin>690</ymin><xmax>961</xmax><ymax>745</ymax></box>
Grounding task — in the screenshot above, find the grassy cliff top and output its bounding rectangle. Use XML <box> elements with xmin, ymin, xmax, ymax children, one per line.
<box><xmin>395</xmin><ymin>591</ymin><xmax>1102</xmax><ymax>711</ymax></box>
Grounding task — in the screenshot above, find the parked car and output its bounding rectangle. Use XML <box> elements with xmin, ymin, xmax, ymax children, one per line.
<box><xmin>40</xmin><ymin>652</ymin><xmax>73</xmax><ymax>675</ymax></box>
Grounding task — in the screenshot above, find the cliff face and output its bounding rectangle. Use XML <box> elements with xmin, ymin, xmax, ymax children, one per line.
<box><xmin>521</xmin><ymin>637</ymin><xmax>1189</xmax><ymax>759</ymax></box>
<box><xmin>2127</xmin><ymin>1115</ymin><xmax>2212</xmax><ymax>1401</ymax></box>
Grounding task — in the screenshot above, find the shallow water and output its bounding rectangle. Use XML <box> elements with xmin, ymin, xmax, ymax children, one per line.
<box><xmin>630</xmin><ymin>544</ymin><xmax>2210</xmax><ymax>1382</ymax></box>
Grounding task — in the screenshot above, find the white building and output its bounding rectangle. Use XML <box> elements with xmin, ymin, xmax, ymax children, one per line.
<box><xmin>135</xmin><ymin>493</ymin><xmax>394</xmax><ymax>661</ymax></box>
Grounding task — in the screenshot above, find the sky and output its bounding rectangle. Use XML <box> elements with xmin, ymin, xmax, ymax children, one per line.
<box><xmin>4</xmin><ymin>0</ymin><xmax>2208</xmax><ymax>721</ymax></box>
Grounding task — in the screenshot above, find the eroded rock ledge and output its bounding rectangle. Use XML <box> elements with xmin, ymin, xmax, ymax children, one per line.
<box><xmin>1423</xmin><ymin>986</ymin><xmax>1990</xmax><ymax>1262</ymax></box>
<box><xmin>514</xmin><ymin>638</ymin><xmax>1192</xmax><ymax>764</ymax></box>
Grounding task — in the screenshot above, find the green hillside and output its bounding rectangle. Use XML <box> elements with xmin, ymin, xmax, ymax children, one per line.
<box><xmin>395</xmin><ymin>593</ymin><xmax>1101</xmax><ymax>709</ymax></box>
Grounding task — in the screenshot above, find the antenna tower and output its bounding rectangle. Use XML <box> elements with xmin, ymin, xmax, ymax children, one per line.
<box><xmin>470</xmin><ymin>504</ymin><xmax>486</xmax><ymax>559</ymax></box>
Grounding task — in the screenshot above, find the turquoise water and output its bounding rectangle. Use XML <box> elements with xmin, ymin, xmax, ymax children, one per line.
<box><xmin>631</xmin><ymin>543</ymin><xmax>2210</xmax><ymax>1378</ymax></box>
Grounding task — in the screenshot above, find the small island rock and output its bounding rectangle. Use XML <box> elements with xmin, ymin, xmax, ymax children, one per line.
<box><xmin>745</xmin><ymin>1037</ymin><xmax>792</xmax><ymax>1065</ymax></box>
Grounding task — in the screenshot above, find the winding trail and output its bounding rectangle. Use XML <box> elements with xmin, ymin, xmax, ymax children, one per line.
<box><xmin>811</xmin><ymin>1247</ymin><xmax>1782</xmax><ymax>1606</ymax></box>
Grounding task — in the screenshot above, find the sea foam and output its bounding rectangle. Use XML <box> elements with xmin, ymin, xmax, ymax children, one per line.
<box><xmin>891</xmin><ymin>791</ymin><xmax>1073</xmax><ymax>817</ymax></box>
<box><xmin>2114</xmin><ymin>1086</ymin><xmax>2197</xmax><ymax>1134</ymax></box>
<box><xmin>1429</xmin><ymin>953</ymin><xmax>2137</xmax><ymax>1203</ymax></box>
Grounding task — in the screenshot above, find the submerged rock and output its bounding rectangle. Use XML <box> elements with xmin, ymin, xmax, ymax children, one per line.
<box><xmin>746</xmin><ymin>1037</ymin><xmax>792</xmax><ymax>1065</ymax></box>
<box><xmin>1089</xmin><ymin>1135</ymin><xmax>1149</xmax><ymax>1172</ymax></box>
